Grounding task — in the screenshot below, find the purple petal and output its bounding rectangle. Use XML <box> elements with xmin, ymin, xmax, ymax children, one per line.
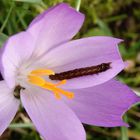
<box><xmin>0</xmin><ymin>31</ymin><xmax>35</xmax><ymax>88</ymax></box>
<box><xmin>28</xmin><ymin>4</ymin><xmax>57</xmax><ymax>27</ymax></box>
<box><xmin>63</xmin><ymin>79</ymin><xmax>140</xmax><ymax>127</ymax></box>
<box><xmin>0</xmin><ymin>81</ymin><xmax>19</xmax><ymax>135</ymax></box>
<box><xmin>21</xmin><ymin>87</ymin><xmax>86</xmax><ymax>140</ymax></box>
<box><xmin>38</xmin><ymin>36</ymin><xmax>124</xmax><ymax>89</ymax></box>
<box><xmin>27</xmin><ymin>3</ymin><xmax>85</xmax><ymax>57</ymax></box>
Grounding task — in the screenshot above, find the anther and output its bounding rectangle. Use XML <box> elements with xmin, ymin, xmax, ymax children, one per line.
<box><xmin>30</xmin><ymin>69</ymin><xmax>55</xmax><ymax>76</ymax></box>
<box><xmin>28</xmin><ymin>69</ymin><xmax>74</xmax><ymax>99</ymax></box>
<box><xmin>28</xmin><ymin>75</ymin><xmax>46</xmax><ymax>86</ymax></box>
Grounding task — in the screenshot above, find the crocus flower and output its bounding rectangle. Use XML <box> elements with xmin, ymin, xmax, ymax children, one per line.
<box><xmin>0</xmin><ymin>3</ymin><xmax>139</xmax><ymax>140</ymax></box>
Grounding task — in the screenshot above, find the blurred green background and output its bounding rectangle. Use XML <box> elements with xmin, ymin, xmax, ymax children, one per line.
<box><xmin>0</xmin><ymin>0</ymin><xmax>140</xmax><ymax>140</ymax></box>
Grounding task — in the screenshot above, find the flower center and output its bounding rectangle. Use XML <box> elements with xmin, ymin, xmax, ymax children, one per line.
<box><xmin>28</xmin><ymin>69</ymin><xmax>74</xmax><ymax>99</ymax></box>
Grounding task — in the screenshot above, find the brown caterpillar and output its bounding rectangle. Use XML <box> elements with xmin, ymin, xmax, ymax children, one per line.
<box><xmin>49</xmin><ymin>62</ymin><xmax>111</xmax><ymax>80</ymax></box>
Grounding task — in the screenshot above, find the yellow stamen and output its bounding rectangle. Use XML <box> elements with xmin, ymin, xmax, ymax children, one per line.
<box><xmin>30</xmin><ymin>69</ymin><xmax>55</xmax><ymax>76</ymax></box>
<box><xmin>42</xmin><ymin>83</ymin><xmax>55</xmax><ymax>91</ymax></box>
<box><xmin>54</xmin><ymin>91</ymin><xmax>61</xmax><ymax>99</ymax></box>
<box><xmin>28</xmin><ymin>75</ymin><xmax>46</xmax><ymax>86</ymax></box>
<box><xmin>28</xmin><ymin>69</ymin><xmax>74</xmax><ymax>99</ymax></box>
<box><xmin>53</xmin><ymin>88</ymin><xmax>74</xmax><ymax>99</ymax></box>
<box><xmin>42</xmin><ymin>83</ymin><xmax>74</xmax><ymax>99</ymax></box>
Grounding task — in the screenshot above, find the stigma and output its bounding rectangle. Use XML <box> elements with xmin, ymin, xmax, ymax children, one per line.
<box><xmin>28</xmin><ymin>69</ymin><xmax>74</xmax><ymax>99</ymax></box>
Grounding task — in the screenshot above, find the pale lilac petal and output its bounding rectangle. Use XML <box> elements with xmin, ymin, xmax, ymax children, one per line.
<box><xmin>63</xmin><ymin>79</ymin><xmax>140</xmax><ymax>127</ymax></box>
<box><xmin>27</xmin><ymin>3</ymin><xmax>85</xmax><ymax>57</ymax></box>
<box><xmin>0</xmin><ymin>81</ymin><xmax>19</xmax><ymax>135</ymax></box>
<box><xmin>21</xmin><ymin>87</ymin><xmax>86</xmax><ymax>140</ymax></box>
<box><xmin>0</xmin><ymin>31</ymin><xmax>35</xmax><ymax>88</ymax></box>
<box><xmin>29</xmin><ymin>5</ymin><xmax>57</xmax><ymax>27</ymax></box>
<box><xmin>37</xmin><ymin>36</ymin><xmax>124</xmax><ymax>89</ymax></box>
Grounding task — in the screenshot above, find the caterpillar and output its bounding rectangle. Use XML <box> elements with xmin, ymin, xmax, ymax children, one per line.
<box><xmin>49</xmin><ymin>62</ymin><xmax>111</xmax><ymax>80</ymax></box>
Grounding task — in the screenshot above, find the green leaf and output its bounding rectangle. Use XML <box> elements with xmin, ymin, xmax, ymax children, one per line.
<box><xmin>121</xmin><ymin>115</ymin><xmax>128</xmax><ymax>140</ymax></box>
<box><xmin>0</xmin><ymin>33</ymin><xmax>8</xmax><ymax>48</ymax></box>
<box><xmin>96</xmin><ymin>19</ymin><xmax>112</xmax><ymax>36</ymax></box>
<box><xmin>0</xmin><ymin>2</ymin><xmax>14</xmax><ymax>33</ymax></box>
<box><xmin>13</xmin><ymin>0</ymin><xmax>42</xmax><ymax>3</ymax></box>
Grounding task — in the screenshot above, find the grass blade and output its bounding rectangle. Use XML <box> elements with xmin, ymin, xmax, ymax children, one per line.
<box><xmin>75</xmin><ymin>0</ymin><xmax>81</xmax><ymax>11</ymax></box>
